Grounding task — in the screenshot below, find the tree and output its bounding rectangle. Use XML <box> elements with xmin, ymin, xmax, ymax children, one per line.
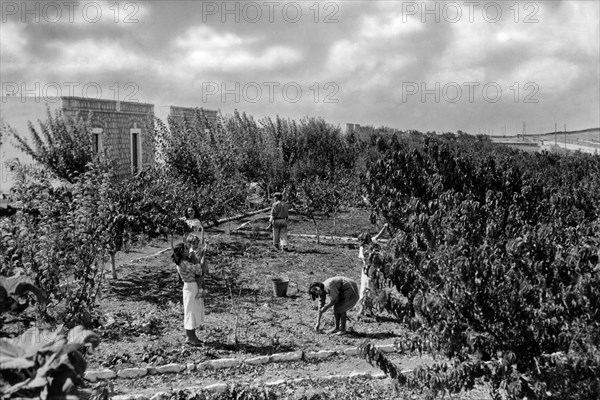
<box><xmin>288</xmin><ymin>176</ymin><xmax>339</xmax><ymax>245</ymax></box>
<box><xmin>0</xmin><ymin>116</ymin><xmax>6</xmax><ymax>147</ymax></box>
<box><xmin>291</xmin><ymin>117</ymin><xmax>355</xmax><ymax>180</ymax></box>
<box><xmin>362</xmin><ymin>133</ymin><xmax>600</xmax><ymax>400</ymax></box>
<box><xmin>9</xmin><ymin>107</ymin><xmax>98</xmax><ymax>183</ymax></box>
<box><xmin>154</xmin><ymin>112</ymin><xmax>248</xmax><ymax>226</ymax></box>
<box><xmin>0</xmin><ymin>163</ymin><xmax>111</xmax><ymax>326</ymax></box>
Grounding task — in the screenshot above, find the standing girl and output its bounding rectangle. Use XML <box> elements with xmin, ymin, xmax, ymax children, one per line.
<box><xmin>357</xmin><ymin>223</ymin><xmax>387</xmax><ymax>317</ymax></box>
<box><xmin>172</xmin><ymin>234</ymin><xmax>207</xmax><ymax>346</ymax></box>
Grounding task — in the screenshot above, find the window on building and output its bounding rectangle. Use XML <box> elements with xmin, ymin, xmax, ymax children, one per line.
<box><xmin>92</xmin><ymin>128</ymin><xmax>103</xmax><ymax>155</ymax></box>
<box><xmin>130</xmin><ymin>128</ymin><xmax>142</xmax><ymax>174</ymax></box>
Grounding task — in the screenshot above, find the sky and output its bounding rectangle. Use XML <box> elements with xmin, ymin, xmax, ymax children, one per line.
<box><xmin>1</xmin><ymin>0</ymin><xmax>599</xmax><ymax>135</ymax></box>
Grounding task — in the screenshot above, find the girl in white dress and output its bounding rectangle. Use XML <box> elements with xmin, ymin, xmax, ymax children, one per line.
<box><xmin>172</xmin><ymin>234</ymin><xmax>207</xmax><ymax>346</ymax></box>
<box><xmin>357</xmin><ymin>223</ymin><xmax>387</xmax><ymax>316</ymax></box>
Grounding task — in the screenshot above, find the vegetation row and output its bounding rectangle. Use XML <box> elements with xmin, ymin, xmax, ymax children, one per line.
<box><xmin>0</xmin><ymin>109</ymin><xmax>598</xmax><ymax>399</ymax></box>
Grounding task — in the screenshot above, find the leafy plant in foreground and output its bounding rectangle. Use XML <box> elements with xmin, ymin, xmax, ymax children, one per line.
<box><xmin>0</xmin><ymin>273</ymin><xmax>48</xmax><ymax>316</ymax></box>
<box><xmin>0</xmin><ymin>325</ymin><xmax>99</xmax><ymax>399</ymax></box>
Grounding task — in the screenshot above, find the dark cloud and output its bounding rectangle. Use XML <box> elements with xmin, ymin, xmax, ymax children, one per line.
<box><xmin>1</xmin><ymin>0</ymin><xmax>598</xmax><ymax>132</ymax></box>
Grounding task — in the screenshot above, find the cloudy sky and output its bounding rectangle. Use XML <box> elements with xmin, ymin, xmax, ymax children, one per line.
<box><xmin>1</xmin><ymin>0</ymin><xmax>599</xmax><ymax>134</ymax></box>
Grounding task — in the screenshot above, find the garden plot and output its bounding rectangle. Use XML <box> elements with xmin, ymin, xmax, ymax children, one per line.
<box><xmin>83</xmin><ymin>209</ymin><xmax>459</xmax><ymax>398</ymax></box>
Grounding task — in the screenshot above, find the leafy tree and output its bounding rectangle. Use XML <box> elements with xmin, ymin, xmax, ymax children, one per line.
<box><xmin>288</xmin><ymin>176</ymin><xmax>339</xmax><ymax>244</ymax></box>
<box><xmin>258</xmin><ymin>116</ymin><xmax>299</xmax><ymax>197</ymax></box>
<box><xmin>0</xmin><ymin>116</ymin><xmax>6</xmax><ymax>147</ymax></box>
<box><xmin>0</xmin><ymin>163</ymin><xmax>112</xmax><ymax>326</ymax></box>
<box><xmin>363</xmin><ymin>134</ymin><xmax>600</xmax><ymax>400</ymax></box>
<box><xmin>96</xmin><ymin>168</ymin><xmax>178</xmax><ymax>280</ymax></box>
<box><xmin>225</xmin><ymin>111</ymin><xmax>287</xmax><ymax>200</ymax></box>
<box><xmin>291</xmin><ymin>117</ymin><xmax>355</xmax><ymax>180</ymax></box>
<box><xmin>9</xmin><ymin>107</ymin><xmax>97</xmax><ymax>183</ymax></box>
<box><xmin>154</xmin><ymin>112</ymin><xmax>249</xmax><ymax>223</ymax></box>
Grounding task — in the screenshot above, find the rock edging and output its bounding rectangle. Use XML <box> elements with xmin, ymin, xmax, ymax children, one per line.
<box><xmin>85</xmin><ymin>344</ymin><xmax>399</xmax><ymax>382</ymax></box>
<box><xmin>108</xmin><ymin>369</ymin><xmax>404</xmax><ymax>400</ymax></box>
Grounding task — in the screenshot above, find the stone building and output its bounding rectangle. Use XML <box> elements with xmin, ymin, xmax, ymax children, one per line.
<box><xmin>60</xmin><ymin>97</ymin><xmax>155</xmax><ymax>178</ymax></box>
<box><xmin>168</xmin><ymin>105</ymin><xmax>218</xmax><ymax>125</ymax></box>
<box><xmin>1</xmin><ymin>96</ymin><xmax>155</xmax><ymax>193</ymax></box>
<box><xmin>345</xmin><ymin>123</ymin><xmax>361</xmax><ymax>134</ymax></box>
<box><xmin>1</xmin><ymin>96</ymin><xmax>220</xmax><ymax>195</ymax></box>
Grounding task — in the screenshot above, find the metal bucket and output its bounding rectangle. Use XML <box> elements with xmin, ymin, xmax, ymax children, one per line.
<box><xmin>271</xmin><ymin>277</ymin><xmax>289</xmax><ymax>297</ymax></box>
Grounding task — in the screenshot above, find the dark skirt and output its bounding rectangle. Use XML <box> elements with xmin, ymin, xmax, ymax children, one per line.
<box><xmin>330</xmin><ymin>279</ymin><xmax>359</xmax><ymax>313</ymax></box>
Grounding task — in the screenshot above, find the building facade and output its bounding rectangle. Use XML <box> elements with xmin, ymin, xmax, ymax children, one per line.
<box><xmin>60</xmin><ymin>97</ymin><xmax>155</xmax><ymax>178</ymax></box>
<box><xmin>1</xmin><ymin>96</ymin><xmax>218</xmax><ymax>194</ymax></box>
<box><xmin>168</xmin><ymin>105</ymin><xmax>218</xmax><ymax>125</ymax></box>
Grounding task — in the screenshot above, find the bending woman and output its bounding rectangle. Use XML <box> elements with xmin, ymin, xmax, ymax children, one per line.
<box><xmin>309</xmin><ymin>276</ymin><xmax>359</xmax><ymax>335</ymax></box>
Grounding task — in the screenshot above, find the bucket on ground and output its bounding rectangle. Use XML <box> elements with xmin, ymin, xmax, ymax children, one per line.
<box><xmin>271</xmin><ymin>277</ymin><xmax>289</xmax><ymax>297</ymax></box>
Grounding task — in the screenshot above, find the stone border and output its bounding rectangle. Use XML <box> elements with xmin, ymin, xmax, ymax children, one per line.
<box><xmin>85</xmin><ymin>344</ymin><xmax>399</xmax><ymax>382</ymax></box>
<box><xmin>109</xmin><ymin>369</ymin><xmax>405</xmax><ymax>400</ymax></box>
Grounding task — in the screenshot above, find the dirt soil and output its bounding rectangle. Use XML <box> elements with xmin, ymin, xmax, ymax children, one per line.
<box><xmin>82</xmin><ymin>209</ymin><xmax>491</xmax><ymax>398</ymax></box>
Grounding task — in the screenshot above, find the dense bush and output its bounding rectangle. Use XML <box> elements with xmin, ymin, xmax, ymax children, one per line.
<box><xmin>9</xmin><ymin>107</ymin><xmax>99</xmax><ymax>183</ymax></box>
<box><xmin>0</xmin><ymin>164</ymin><xmax>112</xmax><ymax>326</ymax></box>
<box><xmin>364</xmin><ymin>134</ymin><xmax>600</xmax><ymax>399</ymax></box>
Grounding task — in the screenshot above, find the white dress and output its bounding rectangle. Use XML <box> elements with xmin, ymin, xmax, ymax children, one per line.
<box><xmin>358</xmin><ymin>246</ymin><xmax>376</xmax><ymax>300</ymax></box>
<box><xmin>179</xmin><ymin>260</ymin><xmax>205</xmax><ymax>330</ymax></box>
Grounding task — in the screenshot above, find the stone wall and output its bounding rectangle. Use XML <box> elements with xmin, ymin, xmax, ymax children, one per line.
<box><xmin>169</xmin><ymin>106</ymin><xmax>218</xmax><ymax>125</ymax></box>
<box><xmin>61</xmin><ymin>97</ymin><xmax>155</xmax><ymax>178</ymax></box>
